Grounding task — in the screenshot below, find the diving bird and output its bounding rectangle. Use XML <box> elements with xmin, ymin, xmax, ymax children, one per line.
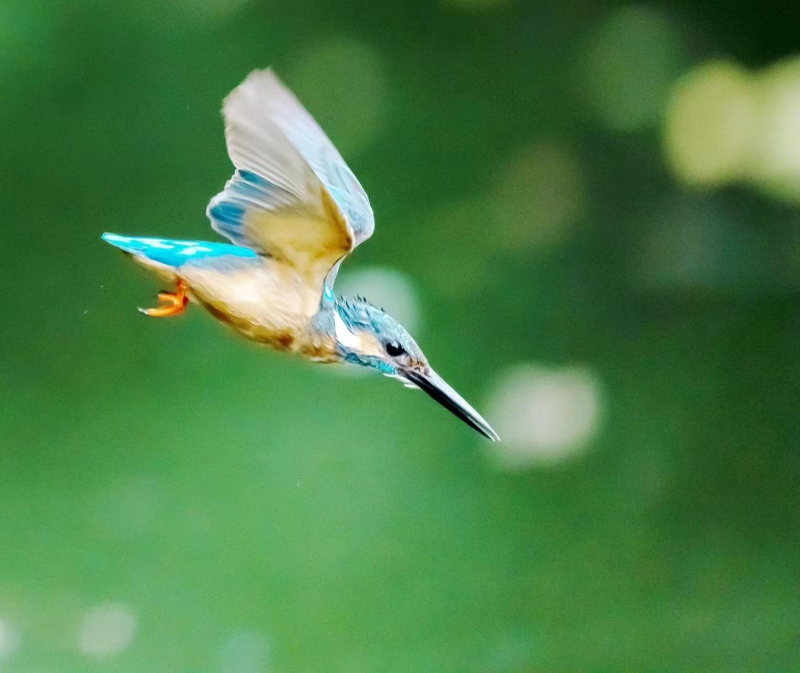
<box><xmin>103</xmin><ymin>69</ymin><xmax>499</xmax><ymax>441</ymax></box>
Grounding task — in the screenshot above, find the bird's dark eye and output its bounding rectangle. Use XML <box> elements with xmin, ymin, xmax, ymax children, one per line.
<box><xmin>386</xmin><ymin>342</ymin><xmax>406</xmax><ymax>357</ymax></box>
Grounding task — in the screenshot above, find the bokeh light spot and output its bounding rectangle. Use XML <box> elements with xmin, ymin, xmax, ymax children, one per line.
<box><xmin>218</xmin><ymin>631</ymin><xmax>270</xmax><ymax>673</ymax></box>
<box><xmin>490</xmin><ymin>142</ymin><xmax>586</xmax><ymax>251</ymax></box>
<box><xmin>486</xmin><ymin>364</ymin><xmax>602</xmax><ymax>469</ymax></box>
<box><xmin>581</xmin><ymin>5</ymin><xmax>685</xmax><ymax>132</ymax></box>
<box><xmin>0</xmin><ymin>619</ymin><xmax>21</xmax><ymax>661</ymax></box>
<box><xmin>665</xmin><ymin>60</ymin><xmax>756</xmax><ymax>186</ymax></box>
<box><xmin>749</xmin><ymin>57</ymin><xmax>800</xmax><ymax>203</ymax></box>
<box><xmin>287</xmin><ymin>39</ymin><xmax>389</xmax><ymax>155</ymax></box>
<box><xmin>635</xmin><ymin>197</ymin><xmax>740</xmax><ymax>292</ymax></box>
<box><xmin>78</xmin><ymin>604</ymin><xmax>137</xmax><ymax>658</ymax></box>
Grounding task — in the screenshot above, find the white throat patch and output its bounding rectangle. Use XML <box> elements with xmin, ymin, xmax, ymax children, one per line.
<box><xmin>334</xmin><ymin>311</ymin><xmax>362</xmax><ymax>351</ymax></box>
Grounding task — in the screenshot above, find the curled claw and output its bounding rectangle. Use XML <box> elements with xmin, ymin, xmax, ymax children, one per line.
<box><xmin>138</xmin><ymin>280</ymin><xmax>189</xmax><ymax>318</ymax></box>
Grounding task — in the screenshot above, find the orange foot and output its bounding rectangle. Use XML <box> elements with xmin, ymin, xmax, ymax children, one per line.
<box><xmin>139</xmin><ymin>279</ymin><xmax>189</xmax><ymax>317</ymax></box>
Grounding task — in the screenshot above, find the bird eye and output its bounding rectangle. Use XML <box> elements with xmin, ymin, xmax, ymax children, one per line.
<box><xmin>385</xmin><ymin>342</ymin><xmax>406</xmax><ymax>357</ymax></box>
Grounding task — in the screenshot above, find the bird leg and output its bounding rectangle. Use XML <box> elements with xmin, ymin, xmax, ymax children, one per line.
<box><xmin>139</xmin><ymin>279</ymin><xmax>189</xmax><ymax>317</ymax></box>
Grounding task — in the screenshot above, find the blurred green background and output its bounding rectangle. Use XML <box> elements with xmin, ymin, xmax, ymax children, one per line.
<box><xmin>2</xmin><ymin>0</ymin><xmax>799</xmax><ymax>671</ymax></box>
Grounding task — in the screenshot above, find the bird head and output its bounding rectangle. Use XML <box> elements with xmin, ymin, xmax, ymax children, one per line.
<box><xmin>332</xmin><ymin>296</ymin><xmax>499</xmax><ymax>441</ymax></box>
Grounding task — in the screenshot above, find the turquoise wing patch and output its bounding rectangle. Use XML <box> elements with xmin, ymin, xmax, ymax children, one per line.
<box><xmin>102</xmin><ymin>233</ymin><xmax>257</xmax><ymax>268</ymax></box>
<box><xmin>206</xmin><ymin>169</ymin><xmax>294</xmax><ymax>253</ymax></box>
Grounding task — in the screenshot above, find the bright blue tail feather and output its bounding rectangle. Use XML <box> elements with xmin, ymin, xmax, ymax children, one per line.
<box><xmin>101</xmin><ymin>233</ymin><xmax>257</xmax><ymax>268</ymax></box>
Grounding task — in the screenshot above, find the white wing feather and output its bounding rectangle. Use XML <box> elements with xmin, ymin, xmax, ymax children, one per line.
<box><xmin>206</xmin><ymin>70</ymin><xmax>375</xmax><ymax>294</ymax></box>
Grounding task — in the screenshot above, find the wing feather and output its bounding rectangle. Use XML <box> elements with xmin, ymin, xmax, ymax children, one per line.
<box><xmin>206</xmin><ymin>69</ymin><xmax>375</xmax><ymax>299</ymax></box>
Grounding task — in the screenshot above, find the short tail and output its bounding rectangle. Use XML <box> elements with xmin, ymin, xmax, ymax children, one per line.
<box><xmin>101</xmin><ymin>232</ymin><xmax>195</xmax><ymax>272</ymax></box>
<box><xmin>102</xmin><ymin>233</ymin><xmax>257</xmax><ymax>269</ymax></box>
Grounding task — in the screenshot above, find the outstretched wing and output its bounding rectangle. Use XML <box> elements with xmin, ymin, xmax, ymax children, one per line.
<box><xmin>206</xmin><ymin>69</ymin><xmax>374</xmax><ymax>303</ymax></box>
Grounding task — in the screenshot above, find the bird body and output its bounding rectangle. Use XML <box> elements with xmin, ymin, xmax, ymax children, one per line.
<box><xmin>104</xmin><ymin>70</ymin><xmax>499</xmax><ymax>440</ymax></box>
<box><xmin>102</xmin><ymin>233</ymin><xmax>338</xmax><ymax>359</ymax></box>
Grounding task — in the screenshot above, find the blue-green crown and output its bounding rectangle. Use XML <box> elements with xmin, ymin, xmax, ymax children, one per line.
<box><xmin>335</xmin><ymin>296</ymin><xmax>424</xmax><ymax>373</ymax></box>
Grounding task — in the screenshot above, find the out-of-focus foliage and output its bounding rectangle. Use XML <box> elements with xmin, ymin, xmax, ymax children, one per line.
<box><xmin>1</xmin><ymin>0</ymin><xmax>799</xmax><ymax>671</ymax></box>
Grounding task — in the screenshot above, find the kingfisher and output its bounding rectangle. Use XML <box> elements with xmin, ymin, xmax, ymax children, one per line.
<box><xmin>103</xmin><ymin>69</ymin><xmax>499</xmax><ymax>441</ymax></box>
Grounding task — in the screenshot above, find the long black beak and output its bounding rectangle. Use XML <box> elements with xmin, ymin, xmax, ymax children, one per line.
<box><xmin>402</xmin><ymin>369</ymin><xmax>500</xmax><ymax>441</ymax></box>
